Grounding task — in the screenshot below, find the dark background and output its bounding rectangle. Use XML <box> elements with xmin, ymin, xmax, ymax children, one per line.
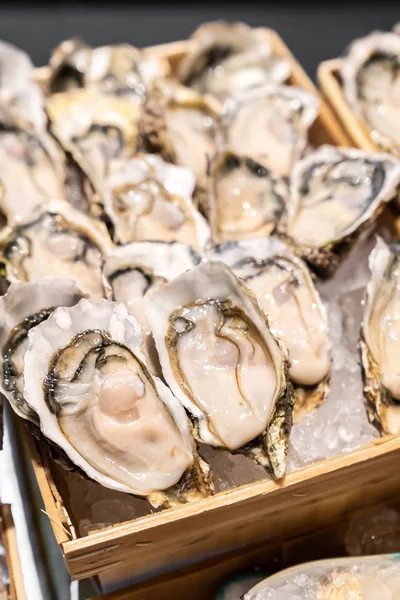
<box><xmin>0</xmin><ymin>1</ymin><xmax>398</xmax><ymax>78</ymax></box>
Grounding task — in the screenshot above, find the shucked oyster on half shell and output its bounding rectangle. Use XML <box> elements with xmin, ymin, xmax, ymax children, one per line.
<box><xmin>220</xmin><ymin>84</ymin><xmax>319</xmax><ymax>177</ymax></box>
<box><xmin>341</xmin><ymin>31</ymin><xmax>400</xmax><ymax>155</ymax></box>
<box><xmin>102</xmin><ymin>154</ymin><xmax>210</xmax><ymax>252</ymax></box>
<box><xmin>146</xmin><ymin>261</ymin><xmax>293</xmax><ymax>479</ymax></box>
<box><xmin>46</xmin><ymin>90</ymin><xmax>140</xmax><ymax>194</ymax></box>
<box><xmin>139</xmin><ymin>80</ymin><xmax>221</xmax><ymax>208</ymax></box>
<box><xmin>244</xmin><ymin>555</ymin><xmax>400</xmax><ymax>600</ymax></box>
<box><xmin>285</xmin><ymin>146</ymin><xmax>400</xmax><ymax>277</ymax></box>
<box><xmin>177</xmin><ymin>21</ymin><xmax>290</xmax><ymax>102</ymax></box>
<box><xmin>103</xmin><ymin>241</ymin><xmax>201</xmax><ymax>373</ymax></box>
<box><xmin>23</xmin><ymin>299</ymin><xmax>212</xmax><ymax>506</ymax></box>
<box><xmin>361</xmin><ymin>237</ymin><xmax>400</xmax><ymax>435</ymax></box>
<box><xmin>48</xmin><ymin>40</ymin><xmax>170</xmax><ymax>100</ymax></box>
<box><xmin>0</xmin><ymin>278</ymin><xmax>84</xmax><ymax>422</ymax></box>
<box><xmin>209</xmin><ymin>152</ymin><xmax>287</xmax><ymax>243</ymax></box>
<box><xmin>211</xmin><ymin>238</ymin><xmax>330</xmax><ymax>421</ymax></box>
<box><xmin>0</xmin><ymin>42</ymin><xmax>67</xmax><ymax>223</ymax></box>
<box><xmin>0</xmin><ymin>199</ymin><xmax>114</xmax><ymax>299</ymax></box>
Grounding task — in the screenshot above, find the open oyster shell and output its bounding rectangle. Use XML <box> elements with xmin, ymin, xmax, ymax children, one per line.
<box><xmin>0</xmin><ymin>199</ymin><xmax>114</xmax><ymax>299</ymax></box>
<box><xmin>178</xmin><ymin>21</ymin><xmax>290</xmax><ymax>102</ymax></box>
<box><xmin>209</xmin><ymin>152</ymin><xmax>287</xmax><ymax>243</ymax></box>
<box><xmin>103</xmin><ymin>241</ymin><xmax>201</xmax><ymax>373</ymax></box>
<box><xmin>244</xmin><ymin>555</ymin><xmax>400</xmax><ymax>600</ymax></box>
<box><xmin>211</xmin><ymin>238</ymin><xmax>330</xmax><ymax>421</ymax></box>
<box><xmin>146</xmin><ymin>261</ymin><xmax>293</xmax><ymax>479</ymax></box>
<box><xmin>341</xmin><ymin>31</ymin><xmax>400</xmax><ymax>155</ymax></box>
<box><xmin>361</xmin><ymin>237</ymin><xmax>400</xmax><ymax>435</ymax></box>
<box><xmin>23</xmin><ymin>299</ymin><xmax>212</xmax><ymax>505</ymax></box>
<box><xmin>48</xmin><ymin>41</ymin><xmax>170</xmax><ymax>100</ymax></box>
<box><xmin>139</xmin><ymin>80</ymin><xmax>221</xmax><ymax>209</ymax></box>
<box><xmin>46</xmin><ymin>90</ymin><xmax>140</xmax><ymax>197</ymax></box>
<box><xmin>0</xmin><ymin>278</ymin><xmax>84</xmax><ymax>422</ymax></box>
<box><xmin>285</xmin><ymin>146</ymin><xmax>400</xmax><ymax>277</ymax></box>
<box><xmin>220</xmin><ymin>84</ymin><xmax>319</xmax><ymax>177</ymax></box>
<box><xmin>102</xmin><ymin>154</ymin><xmax>210</xmax><ymax>252</ymax></box>
<box><xmin>0</xmin><ymin>42</ymin><xmax>67</xmax><ymax>223</ymax></box>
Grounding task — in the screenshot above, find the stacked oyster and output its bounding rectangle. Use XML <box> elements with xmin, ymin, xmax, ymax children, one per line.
<box><xmin>0</xmin><ymin>21</ymin><xmax>400</xmax><ymax>510</ymax></box>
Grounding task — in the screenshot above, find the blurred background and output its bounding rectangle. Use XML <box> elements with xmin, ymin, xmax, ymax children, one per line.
<box><xmin>0</xmin><ymin>1</ymin><xmax>398</xmax><ymax>77</ymax></box>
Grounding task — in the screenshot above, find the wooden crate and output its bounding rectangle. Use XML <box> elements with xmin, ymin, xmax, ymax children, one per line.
<box><xmin>317</xmin><ymin>59</ymin><xmax>379</xmax><ymax>151</ymax></box>
<box><xmin>27</xmin><ymin>31</ymin><xmax>374</xmax><ymax>585</ymax></box>
<box><xmin>1</xmin><ymin>506</ymin><xmax>26</xmax><ymax>600</ymax></box>
<box><xmin>94</xmin><ymin>503</ymin><xmax>396</xmax><ymax>599</ymax></box>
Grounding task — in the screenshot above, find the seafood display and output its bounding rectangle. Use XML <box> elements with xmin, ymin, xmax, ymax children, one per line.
<box><xmin>1</xmin><ymin>21</ymin><xmax>400</xmax><ymax>511</ymax></box>
<box><xmin>244</xmin><ymin>555</ymin><xmax>400</xmax><ymax>599</ymax></box>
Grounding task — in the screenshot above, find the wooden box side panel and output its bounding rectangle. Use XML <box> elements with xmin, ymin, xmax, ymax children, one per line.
<box><xmin>96</xmin><ymin>512</ymin><xmax>356</xmax><ymax>600</ymax></box>
<box><xmin>57</xmin><ymin>437</ymin><xmax>400</xmax><ymax>580</ymax></box>
<box><xmin>1</xmin><ymin>506</ymin><xmax>26</xmax><ymax>600</ymax></box>
<box><xmin>317</xmin><ymin>59</ymin><xmax>378</xmax><ymax>151</ymax></box>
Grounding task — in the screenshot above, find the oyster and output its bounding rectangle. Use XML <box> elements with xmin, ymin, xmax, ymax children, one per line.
<box><xmin>0</xmin><ymin>129</ymin><xmax>66</xmax><ymax>224</ymax></box>
<box><xmin>0</xmin><ymin>278</ymin><xmax>84</xmax><ymax>421</ymax></box>
<box><xmin>209</xmin><ymin>152</ymin><xmax>287</xmax><ymax>243</ymax></box>
<box><xmin>103</xmin><ymin>241</ymin><xmax>201</xmax><ymax>372</ymax></box>
<box><xmin>211</xmin><ymin>238</ymin><xmax>330</xmax><ymax>420</ymax></box>
<box><xmin>285</xmin><ymin>146</ymin><xmax>400</xmax><ymax>277</ymax></box>
<box><xmin>0</xmin><ymin>42</ymin><xmax>66</xmax><ymax>223</ymax></box>
<box><xmin>178</xmin><ymin>21</ymin><xmax>290</xmax><ymax>101</ymax></box>
<box><xmin>244</xmin><ymin>555</ymin><xmax>400</xmax><ymax>600</ymax></box>
<box><xmin>0</xmin><ymin>40</ymin><xmax>45</xmax><ymax>132</ymax></box>
<box><xmin>220</xmin><ymin>84</ymin><xmax>319</xmax><ymax>177</ymax></box>
<box><xmin>48</xmin><ymin>40</ymin><xmax>170</xmax><ymax>100</ymax></box>
<box><xmin>139</xmin><ymin>81</ymin><xmax>221</xmax><ymax>206</ymax></box>
<box><xmin>102</xmin><ymin>154</ymin><xmax>210</xmax><ymax>251</ymax></box>
<box><xmin>341</xmin><ymin>31</ymin><xmax>400</xmax><ymax>155</ymax></box>
<box><xmin>0</xmin><ymin>199</ymin><xmax>114</xmax><ymax>299</ymax></box>
<box><xmin>361</xmin><ymin>237</ymin><xmax>400</xmax><ymax>435</ymax></box>
<box><xmin>47</xmin><ymin>90</ymin><xmax>140</xmax><ymax>193</ymax></box>
<box><xmin>23</xmin><ymin>299</ymin><xmax>212</xmax><ymax>505</ymax></box>
<box><xmin>146</xmin><ymin>261</ymin><xmax>293</xmax><ymax>479</ymax></box>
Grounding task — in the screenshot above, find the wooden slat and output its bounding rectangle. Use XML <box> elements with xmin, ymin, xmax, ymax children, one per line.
<box><xmin>56</xmin><ymin>435</ymin><xmax>400</xmax><ymax>579</ymax></box>
<box><xmin>1</xmin><ymin>505</ymin><xmax>26</xmax><ymax>600</ymax></box>
<box><xmin>317</xmin><ymin>58</ymin><xmax>379</xmax><ymax>151</ymax></box>
<box><xmin>95</xmin><ymin>512</ymin><xmax>354</xmax><ymax>599</ymax></box>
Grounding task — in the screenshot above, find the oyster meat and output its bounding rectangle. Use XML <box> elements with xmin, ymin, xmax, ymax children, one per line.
<box><xmin>102</xmin><ymin>154</ymin><xmax>210</xmax><ymax>251</ymax></box>
<box><xmin>341</xmin><ymin>31</ymin><xmax>400</xmax><ymax>154</ymax></box>
<box><xmin>361</xmin><ymin>237</ymin><xmax>400</xmax><ymax>435</ymax></box>
<box><xmin>178</xmin><ymin>21</ymin><xmax>290</xmax><ymax>101</ymax></box>
<box><xmin>0</xmin><ymin>199</ymin><xmax>114</xmax><ymax>299</ymax></box>
<box><xmin>209</xmin><ymin>152</ymin><xmax>287</xmax><ymax>243</ymax></box>
<box><xmin>47</xmin><ymin>90</ymin><xmax>140</xmax><ymax>193</ymax></box>
<box><xmin>211</xmin><ymin>238</ymin><xmax>330</xmax><ymax>420</ymax></box>
<box><xmin>103</xmin><ymin>240</ymin><xmax>200</xmax><ymax>372</ymax></box>
<box><xmin>0</xmin><ymin>278</ymin><xmax>84</xmax><ymax>421</ymax></box>
<box><xmin>23</xmin><ymin>298</ymin><xmax>212</xmax><ymax>504</ymax></box>
<box><xmin>220</xmin><ymin>84</ymin><xmax>319</xmax><ymax>176</ymax></box>
<box><xmin>244</xmin><ymin>555</ymin><xmax>400</xmax><ymax>600</ymax></box>
<box><xmin>285</xmin><ymin>145</ymin><xmax>400</xmax><ymax>276</ymax></box>
<box><xmin>146</xmin><ymin>261</ymin><xmax>293</xmax><ymax>479</ymax></box>
<box><xmin>139</xmin><ymin>81</ymin><xmax>221</xmax><ymax>205</ymax></box>
<box><xmin>48</xmin><ymin>40</ymin><xmax>170</xmax><ymax>100</ymax></box>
